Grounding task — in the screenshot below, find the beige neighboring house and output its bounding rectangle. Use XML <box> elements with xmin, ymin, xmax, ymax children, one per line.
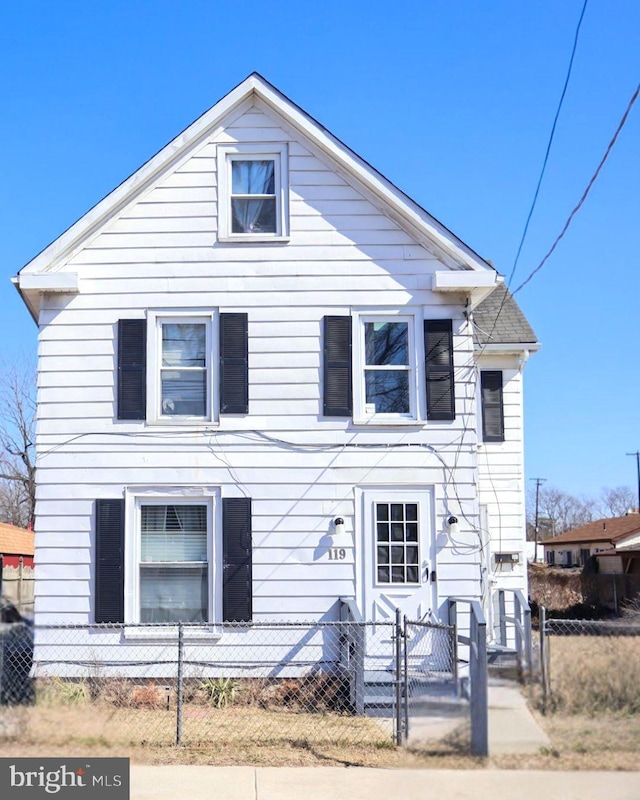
<box><xmin>0</xmin><ymin>522</ymin><xmax>35</xmax><ymax>613</ymax></box>
<box><xmin>543</xmin><ymin>513</ymin><xmax>640</xmax><ymax>571</ymax></box>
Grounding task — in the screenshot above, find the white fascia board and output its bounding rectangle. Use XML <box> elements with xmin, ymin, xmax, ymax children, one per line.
<box><xmin>475</xmin><ymin>342</ymin><xmax>541</xmax><ymax>355</ymax></box>
<box><xmin>432</xmin><ymin>271</ymin><xmax>499</xmax><ymax>291</ymax></box>
<box><xmin>432</xmin><ymin>270</ymin><xmax>501</xmax><ymax>308</ymax></box>
<box><xmin>18</xmin><ymin>272</ymin><xmax>79</xmax><ymax>292</ymax></box>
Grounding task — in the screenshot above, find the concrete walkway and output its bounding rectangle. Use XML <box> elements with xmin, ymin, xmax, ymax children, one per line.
<box><xmin>130</xmin><ymin>766</ymin><xmax>640</xmax><ymax>800</ymax></box>
<box><xmin>487</xmin><ymin>679</ymin><xmax>551</xmax><ymax>753</ymax></box>
<box><xmin>407</xmin><ymin>677</ymin><xmax>550</xmax><ymax>754</ymax></box>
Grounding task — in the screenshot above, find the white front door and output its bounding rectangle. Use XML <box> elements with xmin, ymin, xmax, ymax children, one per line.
<box><xmin>360</xmin><ymin>487</ymin><xmax>436</xmax><ymax>624</ymax></box>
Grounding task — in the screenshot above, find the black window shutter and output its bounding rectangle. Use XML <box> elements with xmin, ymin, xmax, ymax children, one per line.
<box><xmin>424</xmin><ymin>319</ymin><xmax>455</xmax><ymax>421</ymax></box>
<box><xmin>117</xmin><ymin>319</ymin><xmax>147</xmax><ymax>420</ymax></box>
<box><xmin>481</xmin><ymin>370</ymin><xmax>505</xmax><ymax>442</ymax></box>
<box><xmin>323</xmin><ymin>316</ymin><xmax>352</xmax><ymax>416</ymax></box>
<box><xmin>222</xmin><ymin>497</ymin><xmax>252</xmax><ymax>622</ymax></box>
<box><xmin>95</xmin><ymin>498</ymin><xmax>125</xmax><ymax>624</ymax></box>
<box><xmin>220</xmin><ymin>313</ymin><xmax>249</xmax><ymax>414</ymax></box>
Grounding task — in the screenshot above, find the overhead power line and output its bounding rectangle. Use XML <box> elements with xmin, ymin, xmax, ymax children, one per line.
<box><xmin>506</xmin><ymin>0</ymin><xmax>589</xmax><ymax>290</ymax></box>
<box><xmin>479</xmin><ymin>0</ymin><xmax>588</xmax><ymax>349</ymax></box>
<box><xmin>513</xmin><ymin>80</ymin><xmax>640</xmax><ymax>295</ymax></box>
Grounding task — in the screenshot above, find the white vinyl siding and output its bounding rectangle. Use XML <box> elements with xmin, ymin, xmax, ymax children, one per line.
<box><xmin>32</xmin><ymin>102</ymin><xmax>503</xmax><ymax>628</ymax></box>
<box><xmin>476</xmin><ymin>356</ymin><xmax>528</xmax><ymax>598</ymax></box>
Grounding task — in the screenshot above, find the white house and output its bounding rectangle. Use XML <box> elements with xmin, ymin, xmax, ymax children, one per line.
<box><xmin>14</xmin><ymin>75</ymin><xmax>538</xmax><ymax>653</ymax></box>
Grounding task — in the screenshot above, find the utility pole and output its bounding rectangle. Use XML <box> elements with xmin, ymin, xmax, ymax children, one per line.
<box><xmin>531</xmin><ymin>477</ymin><xmax>546</xmax><ymax>562</ymax></box>
<box><xmin>627</xmin><ymin>451</ymin><xmax>640</xmax><ymax>513</ymax></box>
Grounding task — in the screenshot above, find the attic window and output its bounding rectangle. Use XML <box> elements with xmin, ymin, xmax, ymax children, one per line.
<box><xmin>218</xmin><ymin>144</ymin><xmax>289</xmax><ymax>241</ymax></box>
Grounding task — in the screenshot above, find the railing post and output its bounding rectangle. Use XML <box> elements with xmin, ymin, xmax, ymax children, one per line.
<box><xmin>498</xmin><ymin>590</ymin><xmax>507</xmax><ymax>646</ymax></box>
<box><xmin>394</xmin><ymin>608</ymin><xmax>403</xmax><ymax>746</ymax></box>
<box><xmin>451</xmin><ymin>622</ymin><xmax>459</xmax><ymax>692</ymax></box>
<box><xmin>176</xmin><ymin>622</ymin><xmax>184</xmax><ymax>746</ymax></box>
<box><xmin>514</xmin><ymin>592</ymin><xmax>523</xmax><ymax>676</ymax></box>
<box><xmin>470</xmin><ymin>602</ymin><xmax>488</xmax><ymax>757</ymax></box>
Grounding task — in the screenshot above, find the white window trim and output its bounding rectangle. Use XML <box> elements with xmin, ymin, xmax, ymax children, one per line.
<box><xmin>124</xmin><ymin>485</ymin><xmax>222</xmax><ymax>639</ymax></box>
<box><xmin>217</xmin><ymin>143</ymin><xmax>289</xmax><ymax>242</ymax></box>
<box><xmin>352</xmin><ymin>311</ymin><xmax>422</xmax><ymax>424</ymax></box>
<box><xmin>147</xmin><ymin>309</ymin><xmax>217</xmax><ymax>426</ymax></box>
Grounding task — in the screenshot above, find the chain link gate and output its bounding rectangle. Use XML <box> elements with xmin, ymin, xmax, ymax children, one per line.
<box><xmin>399</xmin><ymin>613</ymin><xmax>457</xmax><ymax>745</ymax></box>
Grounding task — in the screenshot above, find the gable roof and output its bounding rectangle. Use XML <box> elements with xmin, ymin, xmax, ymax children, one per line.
<box><xmin>473</xmin><ymin>284</ymin><xmax>539</xmax><ymax>348</ymax></box>
<box><xmin>15</xmin><ymin>73</ymin><xmax>496</xmax><ymax>294</ymax></box>
<box><xmin>544</xmin><ymin>514</ymin><xmax>640</xmax><ymax>547</ymax></box>
<box><xmin>0</xmin><ymin>523</ymin><xmax>34</xmax><ymax>557</ymax></box>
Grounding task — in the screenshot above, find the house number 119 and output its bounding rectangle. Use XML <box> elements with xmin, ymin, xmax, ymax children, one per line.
<box><xmin>328</xmin><ymin>548</ymin><xmax>346</xmax><ymax>560</ymax></box>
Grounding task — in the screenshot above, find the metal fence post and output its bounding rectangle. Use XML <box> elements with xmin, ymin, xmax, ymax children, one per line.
<box><xmin>403</xmin><ymin>615</ymin><xmax>409</xmax><ymax>743</ymax></box>
<box><xmin>539</xmin><ymin>606</ymin><xmax>548</xmax><ymax>712</ymax></box>
<box><xmin>394</xmin><ymin>608</ymin><xmax>403</xmax><ymax>746</ymax></box>
<box><xmin>176</xmin><ymin>622</ymin><xmax>184</xmax><ymax>746</ymax></box>
<box><xmin>523</xmin><ymin>602</ymin><xmax>533</xmax><ymax>682</ymax></box>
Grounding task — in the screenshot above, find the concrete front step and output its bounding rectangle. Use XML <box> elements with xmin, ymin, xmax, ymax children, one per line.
<box><xmin>364</xmin><ymin>675</ymin><xmax>461</xmax><ymax>715</ymax></box>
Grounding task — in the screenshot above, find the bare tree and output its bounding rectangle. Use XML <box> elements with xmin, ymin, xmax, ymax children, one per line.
<box><xmin>598</xmin><ymin>486</ymin><xmax>636</xmax><ymax>517</ymax></box>
<box><xmin>0</xmin><ymin>361</ymin><xmax>36</xmax><ymax>529</ymax></box>
<box><xmin>526</xmin><ymin>485</ymin><xmax>598</xmax><ymax>537</ymax></box>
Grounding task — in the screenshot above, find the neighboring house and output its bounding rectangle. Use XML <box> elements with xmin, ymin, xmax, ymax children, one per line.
<box><xmin>543</xmin><ymin>514</ymin><xmax>640</xmax><ymax>568</ymax></box>
<box><xmin>14</xmin><ymin>74</ymin><xmax>538</xmax><ymax>654</ymax></box>
<box><xmin>0</xmin><ymin>522</ymin><xmax>35</xmax><ymax>613</ymax></box>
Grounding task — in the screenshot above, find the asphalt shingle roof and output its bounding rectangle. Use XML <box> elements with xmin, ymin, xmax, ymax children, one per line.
<box><xmin>544</xmin><ymin>514</ymin><xmax>640</xmax><ymax>546</ymax></box>
<box><xmin>473</xmin><ymin>284</ymin><xmax>538</xmax><ymax>346</ymax></box>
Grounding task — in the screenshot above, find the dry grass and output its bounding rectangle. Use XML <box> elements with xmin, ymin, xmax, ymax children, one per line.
<box><xmin>546</xmin><ymin>636</ymin><xmax>640</xmax><ymax>714</ymax></box>
<box><xmin>3</xmin><ymin>637</ymin><xmax>640</xmax><ymax>770</ymax></box>
<box><xmin>2</xmin><ymin>701</ymin><xmax>640</xmax><ymax>770</ymax></box>
<box><xmin>0</xmin><ymin>702</ymin><xmax>392</xmax><ymax>749</ymax></box>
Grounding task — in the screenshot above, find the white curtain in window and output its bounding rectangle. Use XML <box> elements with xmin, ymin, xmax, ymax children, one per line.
<box><xmin>231</xmin><ymin>160</ymin><xmax>276</xmax><ymax>233</ymax></box>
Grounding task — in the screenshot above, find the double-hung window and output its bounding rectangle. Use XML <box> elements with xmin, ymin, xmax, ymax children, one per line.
<box><xmin>147</xmin><ymin>312</ymin><xmax>215</xmax><ymax>423</ymax></box>
<box><xmin>139</xmin><ymin>502</ymin><xmax>210</xmax><ymax>623</ymax></box>
<box><xmin>354</xmin><ymin>314</ymin><xmax>418</xmax><ymax>421</ymax></box>
<box><xmin>217</xmin><ymin>144</ymin><xmax>289</xmax><ymax>241</ymax></box>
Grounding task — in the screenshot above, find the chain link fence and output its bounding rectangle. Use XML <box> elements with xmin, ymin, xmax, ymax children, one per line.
<box><xmin>539</xmin><ymin>608</ymin><xmax>640</xmax><ymax>714</ymax></box>
<box><xmin>0</xmin><ymin>618</ymin><xmax>457</xmax><ymax>751</ymax></box>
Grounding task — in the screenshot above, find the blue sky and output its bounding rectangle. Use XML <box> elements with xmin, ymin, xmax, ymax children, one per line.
<box><xmin>0</xmin><ymin>1</ymin><xmax>638</xmax><ymax>499</ymax></box>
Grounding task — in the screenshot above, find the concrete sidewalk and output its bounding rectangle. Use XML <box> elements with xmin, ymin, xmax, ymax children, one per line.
<box><xmin>130</xmin><ymin>766</ymin><xmax>640</xmax><ymax>800</ymax></box>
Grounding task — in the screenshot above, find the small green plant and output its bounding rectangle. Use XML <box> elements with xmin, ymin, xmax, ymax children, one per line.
<box><xmin>45</xmin><ymin>677</ymin><xmax>89</xmax><ymax>705</ymax></box>
<box><xmin>199</xmin><ymin>677</ymin><xmax>241</xmax><ymax>708</ymax></box>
